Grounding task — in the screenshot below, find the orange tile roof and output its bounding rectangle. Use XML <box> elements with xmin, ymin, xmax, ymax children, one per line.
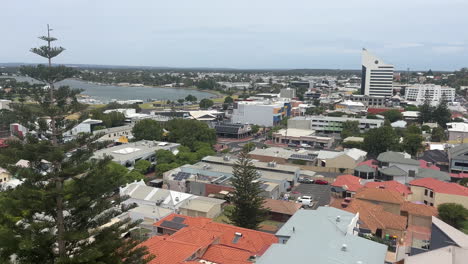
<box><xmin>364</xmin><ymin>180</ymin><xmax>412</xmax><ymax>196</ymax></box>
<box><xmin>331</xmin><ymin>174</ymin><xmax>362</xmax><ymax>192</ymax></box>
<box><xmin>409</xmin><ymin>178</ymin><xmax>468</xmax><ymax>196</ymax></box>
<box><xmin>140</xmin><ymin>213</ymin><xmax>278</xmax><ymax>264</ymax></box>
<box><xmin>139</xmin><ymin>236</ymin><xmax>201</xmax><ymax>264</ymax></box>
<box><xmin>330</xmin><ymin>199</ymin><xmax>407</xmax><ymax>232</ymax></box>
<box><xmin>357</xmin><ymin>159</ymin><xmax>379</xmax><ymax>169</ymax></box>
<box><xmin>401</xmin><ymin>201</ymin><xmax>438</xmax><ymax>217</ymax></box>
<box><xmin>201</xmin><ymin>245</ymin><xmax>252</xmax><ymax>264</ymax></box>
<box><xmin>355</xmin><ymin>187</ymin><xmax>406</xmax><ymax>204</ymax></box>
<box><xmin>263</xmin><ymin>199</ymin><xmax>302</xmax><ymax>216</ymax></box>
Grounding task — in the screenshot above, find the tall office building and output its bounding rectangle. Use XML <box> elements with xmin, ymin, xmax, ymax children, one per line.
<box><xmin>361</xmin><ymin>49</ymin><xmax>394</xmax><ymax>97</ymax></box>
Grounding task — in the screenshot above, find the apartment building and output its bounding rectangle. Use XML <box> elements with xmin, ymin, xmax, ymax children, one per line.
<box><xmin>288</xmin><ymin>116</ymin><xmax>384</xmax><ymax>134</ymax></box>
<box><xmin>405</xmin><ymin>84</ymin><xmax>455</xmax><ymax>106</ymax></box>
<box><xmin>231</xmin><ymin>100</ymin><xmax>291</xmax><ymax>127</ymax></box>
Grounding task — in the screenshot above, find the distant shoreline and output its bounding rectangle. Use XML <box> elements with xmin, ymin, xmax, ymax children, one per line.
<box><xmin>72</xmin><ymin>78</ymin><xmax>221</xmax><ymax>98</ymax></box>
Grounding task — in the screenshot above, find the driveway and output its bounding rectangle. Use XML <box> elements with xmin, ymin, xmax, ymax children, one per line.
<box><xmin>292</xmin><ymin>183</ymin><xmax>331</xmax><ymax>209</ymax></box>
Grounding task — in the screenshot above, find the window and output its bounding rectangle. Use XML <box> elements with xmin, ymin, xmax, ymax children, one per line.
<box><xmin>430</xmin><ymin>203</ymin><xmax>434</xmax><ymax>206</ymax></box>
<box><xmin>424</xmin><ymin>189</ymin><xmax>428</xmax><ymax>196</ymax></box>
<box><xmin>424</xmin><ymin>200</ymin><xmax>428</xmax><ymax>205</ymax></box>
<box><xmin>454</xmin><ymin>162</ymin><xmax>468</xmax><ymax>167</ymax></box>
<box><xmin>430</xmin><ymin>191</ymin><xmax>433</xmax><ymax>198</ymax></box>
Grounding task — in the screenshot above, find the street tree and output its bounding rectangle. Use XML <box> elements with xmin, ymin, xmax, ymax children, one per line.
<box><xmin>224</xmin><ymin>96</ymin><xmax>234</xmax><ymax>104</ymax></box>
<box><xmin>438</xmin><ymin>203</ymin><xmax>468</xmax><ymax>229</ymax></box>
<box><xmin>382</xmin><ymin>109</ymin><xmax>403</xmax><ymax>123</ymax></box>
<box><xmin>199</xmin><ymin>98</ymin><xmax>214</xmax><ymax>109</ymax></box>
<box><xmin>227</xmin><ymin>151</ymin><xmax>267</xmax><ymax>229</ymax></box>
<box><xmin>341</xmin><ymin>121</ymin><xmax>360</xmax><ymax>139</ymax></box>
<box><xmin>185</xmin><ymin>94</ymin><xmax>197</xmax><ymax>102</ymax></box>
<box><xmin>363</xmin><ymin>125</ymin><xmax>400</xmax><ymax>157</ymax></box>
<box><xmin>0</xmin><ymin>26</ymin><xmax>151</xmax><ymax>263</ymax></box>
<box><xmin>132</xmin><ymin>119</ymin><xmax>163</xmax><ymax>141</ymax></box>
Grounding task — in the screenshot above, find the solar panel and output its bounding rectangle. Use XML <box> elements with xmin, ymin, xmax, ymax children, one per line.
<box><xmin>160</xmin><ymin>220</ymin><xmax>187</xmax><ymax>230</ymax></box>
<box><xmin>172</xmin><ymin>216</ymin><xmax>186</xmax><ymax>223</ymax></box>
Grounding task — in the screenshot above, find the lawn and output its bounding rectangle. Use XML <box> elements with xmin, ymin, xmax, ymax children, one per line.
<box><xmin>213</xmin><ymin>204</ymin><xmax>283</xmax><ymax>230</ymax></box>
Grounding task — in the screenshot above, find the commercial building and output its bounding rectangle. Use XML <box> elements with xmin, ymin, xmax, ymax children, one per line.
<box><xmin>93</xmin><ymin>124</ymin><xmax>133</xmax><ymax>142</ymax></box>
<box><xmin>447</xmin><ymin>123</ymin><xmax>468</xmax><ymax>142</ymax></box>
<box><xmin>138</xmin><ymin>213</ymin><xmax>277</xmax><ymax>264</ymax></box>
<box><xmin>334</xmin><ymin>100</ymin><xmax>366</xmax><ymax>113</ymax></box>
<box><xmin>271</xmin><ymin>128</ymin><xmax>334</xmax><ymax>149</ymax></box>
<box><xmin>256</xmin><ymin>207</ymin><xmax>387</xmax><ymax>264</ymax></box>
<box><xmin>288</xmin><ymin>116</ymin><xmax>384</xmax><ymax>134</ymax></box>
<box><xmin>404</xmin><ymin>84</ymin><xmax>455</xmax><ymax>106</ymax></box>
<box><xmin>361</xmin><ymin>48</ymin><xmax>394</xmax><ymax>97</ymax></box>
<box><xmin>344</xmin><ymin>94</ymin><xmax>388</xmax><ymax>107</ymax></box>
<box><xmin>92</xmin><ymin>140</ymin><xmax>180</xmax><ymax>167</ymax></box>
<box><xmin>230</xmin><ymin>100</ymin><xmax>291</xmax><ymax>127</ymax></box>
<box><xmin>63</xmin><ymin>118</ymin><xmax>103</xmax><ymax>141</ymax></box>
<box><xmin>214</xmin><ymin>122</ymin><xmax>252</xmax><ymax>139</ymax></box>
<box><xmin>279</xmin><ymin>88</ymin><xmax>296</xmax><ymax>99</ymax></box>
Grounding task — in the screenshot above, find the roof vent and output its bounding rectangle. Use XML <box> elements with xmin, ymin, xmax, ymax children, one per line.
<box><xmin>336</xmin><ymin>216</ymin><xmax>341</xmax><ymax>222</ymax></box>
<box><xmin>235</xmin><ymin>232</ymin><xmax>243</xmax><ymax>237</ymax></box>
<box><xmin>341</xmin><ymin>244</ymin><xmax>347</xmax><ymax>252</ymax></box>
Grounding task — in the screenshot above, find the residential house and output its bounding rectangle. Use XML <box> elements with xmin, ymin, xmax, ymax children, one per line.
<box><xmin>377</xmin><ymin>151</ymin><xmax>421</xmax><ymax>183</ymax></box>
<box><xmin>272</xmin><ymin>128</ymin><xmax>334</xmax><ymax>149</ymax></box>
<box><xmin>353</xmin><ymin>159</ymin><xmax>379</xmax><ymax>180</ymax></box>
<box><xmin>256</xmin><ymin>207</ymin><xmax>387</xmax><ymax>264</ymax></box>
<box><xmin>331</xmin><ymin>174</ymin><xmax>362</xmax><ymax>198</ymax></box>
<box><xmin>316</xmin><ymin>148</ymin><xmax>367</xmax><ymax>171</ymax></box>
<box><xmin>63</xmin><ymin>118</ymin><xmax>103</xmax><ymax>141</ymax></box>
<box><xmin>0</xmin><ymin>167</ymin><xmax>11</xmax><ymax>184</ymax></box>
<box><xmin>409</xmin><ymin>178</ymin><xmax>468</xmax><ymax>208</ymax></box>
<box><xmin>419</xmin><ymin>150</ymin><xmax>449</xmax><ymax>171</ymax></box>
<box><xmin>263</xmin><ymin>199</ymin><xmax>302</xmax><ymax>222</ymax></box>
<box><xmin>448</xmin><ymin>143</ymin><xmax>468</xmax><ymax>173</ymax></box>
<box><xmin>138</xmin><ymin>213</ymin><xmax>277</xmax><ymax>264</ymax></box>
<box><xmin>447</xmin><ymin>123</ymin><xmax>468</xmax><ymax>142</ymax></box>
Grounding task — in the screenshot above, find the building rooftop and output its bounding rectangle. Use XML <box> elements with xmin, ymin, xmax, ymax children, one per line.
<box><xmin>263</xmin><ymin>199</ymin><xmax>302</xmax><ymax>216</ymax></box>
<box><xmin>415</xmin><ymin>168</ymin><xmax>450</xmax><ymax>181</ymax></box>
<box><xmin>419</xmin><ymin>150</ymin><xmax>449</xmax><ymax>164</ymax></box>
<box><xmin>431</xmin><ymin>216</ymin><xmax>468</xmax><ymax>248</ymax></box>
<box><xmin>202</xmin><ymin>156</ymin><xmax>299</xmax><ymax>174</ymax></box>
<box><xmin>379</xmin><ymin>165</ymin><xmax>407</xmax><ymax>177</ymax></box>
<box><xmin>274</xmin><ymin>128</ymin><xmax>315</xmax><ymax>137</ymax></box>
<box><xmin>294</xmin><ymin>115</ymin><xmax>385</xmax><ymax>124</ymax></box>
<box><xmin>355</xmin><ymin>187</ymin><xmax>406</xmax><ymax>204</ymax></box>
<box><xmin>330</xmin><ymin>198</ymin><xmax>407</xmax><ymax>233</ymax></box>
<box><xmin>92</xmin><ymin>140</ymin><xmax>179</xmax><ymax>164</ymax></box>
<box><xmin>331</xmin><ymin>175</ymin><xmax>362</xmax><ymax>192</ymax></box>
<box><xmin>364</xmin><ymin>180</ymin><xmax>412</xmax><ymax>196</ymax></box>
<box><xmin>409</xmin><ymin>178</ymin><xmax>468</xmax><ymax>196</ymax></box>
<box><xmin>447</xmin><ymin>122</ymin><xmax>468</xmax><ymax>133</ymax></box>
<box><xmin>377</xmin><ymin>151</ymin><xmax>420</xmax><ymax>166</ymax></box>
<box><xmin>401</xmin><ymin>201</ymin><xmax>438</xmax><ymax>217</ymax></box>
<box><xmin>404</xmin><ymin>245</ymin><xmax>468</xmax><ymax>264</ymax></box>
<box><xmin>257</xmin><ymin>207</ymin><xmax>387</xmax><ymax>264</ymax></box>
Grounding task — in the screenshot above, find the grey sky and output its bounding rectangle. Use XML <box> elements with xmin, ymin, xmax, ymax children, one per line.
<box><xmin>2</xmin><ymin>0</ymin><xmax>467</xmax><ymax>70</ymax></box>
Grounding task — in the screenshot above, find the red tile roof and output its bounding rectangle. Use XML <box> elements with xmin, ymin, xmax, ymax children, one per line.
<box><xmin>331</xmin><ymin>174</ymin><xmax>362</xmax><ymax>192</ymax></box>
<box><xmin>263</xmin><ymin>199</ymin><xmax>302</xmax><ymax>216</ymax></box>
<box><xmin>330</xmin><ymin>199</ymin><xmax>407</xmax><ymax>232</ymax></box>
<box><xmin>141</xmin><ymin>214</ymin><xmax>277</xmax><ymax>264</ymax></box>
<box><xmin>450</xmin><ymin>172</ymin><xmax>468</xmax><ymax>179</ymax></box>
<box><xmin>419</xmin><ymin>160</ymin><xmax>441</xmax><ymax>171</ymax></box>
<box><xmin>364</xmin><ymin>180</ymin><xmax>412</xmax><ymax>196</ymax></box>
<box><xmin>401</xmin><ymin>201</ymin><xmax>438</xmax><ymax>217</ymax></box>
<box><xmin>201</xmin><ymin>245</ymin><xmax>252</xmax><ymax>264</ymax></box>
<box><xmin>357</xmin><ymin>159</ymin><xmax>379</xmax><ymax>169</ymax></box>
<box><xmin>355</xmin><ymin>188</ymin><xmax>406</xmax><ymax>204</ymax></box>
<box><xmin>409</xmin><ymin>178</ymin><xmax>468</xmax><ymax>196</ymax></box>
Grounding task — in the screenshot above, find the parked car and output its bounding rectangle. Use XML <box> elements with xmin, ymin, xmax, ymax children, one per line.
<box><xmin>300</xmin><ymin>143</ymin><xmax>311</xmax><ymax>148</ymax></box>
<box><xmin>297</xmin><ymin>196</ymin><xmax>313</xmax><ymax>207</ymax></box>
<box><xmin>288</xmin><ymin>143</ymin><xmax>297</xmax><ymax>148</ymax></box>
<box><xmin>314</xmin><ymin>179</ymin><xmax>329</xmax><ymax>185</ymax></box>
<box><xmin>298</xmin><ymin>178</ymin><xmax>314</xmax><ymax>184</ymax></box>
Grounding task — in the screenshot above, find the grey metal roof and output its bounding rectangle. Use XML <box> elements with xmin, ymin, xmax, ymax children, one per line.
<box><xmin>377</xmin><ymin>151</ymin><xmax>420</xmax><ymax>166</ymax></box>
<box><xmin>159</xmin><ymin>220</ymin><xmax>187</xmax><ymax>230</ymax></box>
<box><xmin>420</xmin><ymin>150</ymin><xmax>449</xmax><ymax>164</ymax></box>
<box><xmin>449</xmin><ymin>144</ymin><xmax>468</xmax><ymax>157</ymax></box>
<box><xmin>416</xmin><ymin>168</ymin><xmax>450</xmax><ymax>181</ymax></box>
<box><xmin>257</xmin><ymin>207</ymin><xmax>387</xmax><ymax>264</ymax></box>
<box><xmin>379</xmin><ymin>166</ymin><xmax>407</xmax><ymax>177</ymax></box>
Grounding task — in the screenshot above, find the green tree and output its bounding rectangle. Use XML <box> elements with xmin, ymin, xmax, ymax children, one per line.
<box><xmin>132</xmin><ymin>119</ymin><xmax>163</xmax><ymax>141</ymax></box>
<box><xmin>133</xmin><ymin>159</ymin><xmax>152</xmax><ymax>175</ymax></box>
<box><xmin>242</xmin><ymin>142</ymin><xmax>256</xmax><ymax>152</ymax></box>
<box><xmin>341</xmin><ymin>121</ymin><xmax>360</xmax><ymax>139</ymax></box>
<box><xmin>438</xmin><ymin>203</ymin><xmax>468</xmax><ymax>229</ymax></box>
<box><xmin>431</xmin><ymin>127</ymin><xmax>447</xmax><ymax>142</ymax></box>
<box><xmin>433</xmin><ymin>95</ymin><xmax>451</xmax><ymax>128</ymax></box>
<box><xmin>382</xmin><ymin>109</ymin><xmax>403</xmax><ymax>123</ymax></box>
<box><xmin>177</xmin><ymin>98</ymin><xmax>185</xmax><ymax>104</ymax></box>
<box><xmin>199</xmin><ymin>98</ymin><xmax>214</xmax><ymax>109</ymax></box>
<box><xmin>418</xmin><ymin>97</ymin><xmax>434</xmax><ymax>124</ymax></box>
<box><xmin>165</xmin><ymin>119</ymin><xmax>216</xmax><ymax>150</ymax></box>
<box><xmin>227</xmin><ymin>151</ymin><xmax>267</xmax><ymax>229</ymax></box>
<box><xmin>402</xmin><ymin>133</ymin><xmax>423</xmax><ymax>156</ymax></box>
<box><xmin>0</xmin><ymin>27</ymin><xmax>150</xmax><ymax>263</ymax></box>
<box><xmin>185</xmin><ymin>94</ymin><xmax>197</xmax><ymax>102</ymax></box>
<box><xmin>155</xmin><ymin>149</ymin><xmax>176</xmax><ymax>164</ymax></box>
<box><xmin>224</xmin><ymin>96</ymin><xmax>234</xmax><ymax>104</ymax></box>
<box><xmin>363</xmin><ymin>125</ymin><xmax>400</xmax><ymax>156</ymax></box>
<box><xmin>251</xmin><ymin>125</ymin><xmax>260</xmax><ymax>134</ymax></box>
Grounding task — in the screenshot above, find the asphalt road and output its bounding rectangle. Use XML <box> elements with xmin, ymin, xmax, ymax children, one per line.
<box><xmin>292</xmin><ymin>183</ymin><xmax>331</xmax><ymax>209</ymax></box>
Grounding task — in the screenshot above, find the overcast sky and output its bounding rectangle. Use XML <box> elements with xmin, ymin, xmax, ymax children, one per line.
<box><xmin>2</xmin><ymin>0</ymin><xmax>467</xmax><ymax>70</ymax></box>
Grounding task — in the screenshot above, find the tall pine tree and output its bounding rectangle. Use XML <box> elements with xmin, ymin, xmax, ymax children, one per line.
<box><xmin>227</xmin><ymin>151</ymin><xmax>267</xmax><ymax>230</ymax></box>
<box><xmin>0</xmin><ymin>25</ymin><xmax>152</xmax><ymax>264</ymax></box>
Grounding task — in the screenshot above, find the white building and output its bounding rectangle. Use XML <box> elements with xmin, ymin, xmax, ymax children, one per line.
<box><xmin>231</xmin><ymin>100</ymin><xmax>289</xmax><ymax>127</ymax></box>
<box><xmin>335</xmin><ymin>100</ymin><xmax>366</xmax><ymax>113</ymax></box>
<box><xmin>405</xmin><ymin>84</ymin><xmax>455</xmax><ymax>106</ymax></box>
<box><xmin>361</xmin><ymin>48</ymin><xmax>394</xmax><ymax>97</ymax></box>
<box><xmin>280</xmin><ymin>88</ymin><xmax>296</xmax><ymax>99</ymax></box>
<box><xmin>0</xmin><ymin>99</ymin><xmax>11</xmax><ymax>110</ymax></box>
<box><xmin>63</xmin><ymin>118</ymin><xmax>103</xmax><ymax>141</ymax></box>
<box><xmin>447</xmin><ymin>122</ymin><xmax>468</xmax><ymax>142</ymax></box>
<box><xmin>288</xmin><ymin>116</ymin><xmax>384</xmax><ymax>134</ymax></box>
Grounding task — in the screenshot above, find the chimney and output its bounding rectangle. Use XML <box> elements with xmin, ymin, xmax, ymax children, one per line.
<box><xmin>235</xmin><ymin>232</ymin><xmax>243</xmax><ymax>237</ymax></box>
<box><xmin>341</xmin><ymin>244</ymin><xmax>347</xmax><ymax>252</ymax></box>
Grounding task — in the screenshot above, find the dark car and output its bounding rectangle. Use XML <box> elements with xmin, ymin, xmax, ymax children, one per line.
<box><xmin>298</xmin><ymin>178</ymin><xmax>314</xmax><ymax>184</ymax></box>
<box><xmin>314</xmin><ymin>179</ymin><xmax>329</xmax><ymax>185</ymax></box>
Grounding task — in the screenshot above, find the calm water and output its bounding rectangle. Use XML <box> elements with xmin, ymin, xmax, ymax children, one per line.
<box><xmin>2</xmin><ymin>76</ymin><xmax>214</xmax><ymax>103</ymax></box>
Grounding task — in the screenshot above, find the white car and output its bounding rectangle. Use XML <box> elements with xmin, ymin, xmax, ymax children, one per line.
<box><xmin>297</xmin><ymin>196</ymin><xmax>313</xmax><ymax>206</ymax></box>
